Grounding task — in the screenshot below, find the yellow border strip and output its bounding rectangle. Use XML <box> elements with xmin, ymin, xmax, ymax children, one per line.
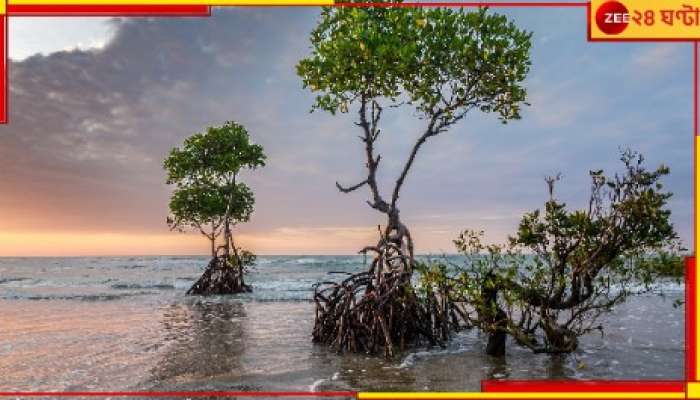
<box><xmin>689</xmin><ymin>382</ymin><xmax>700</xmax><ymax>399</ymax></box>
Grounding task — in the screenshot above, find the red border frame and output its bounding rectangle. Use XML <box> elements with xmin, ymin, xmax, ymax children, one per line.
<box><xmin>481</xmin><ymin>380</ymin><xmax>687</xmax><ymax>392</ymax></box>
<box><xmin>1</xmin><ymin>11</ymin><xmax>6</xmax><ymax>124</ymax></box>
<box><xmin>6</xmin><ymin>4</ymin><xmax>210</xmax><ymax>15</ymax></box>
<box><xmin>335</xmin><ymin>2</ymin><xmax>588</xmax><ymax>6</ymax></box>
<box><xmin>0</xmin><ymin>1</ymin><xmax>695</xmax><ymax>398</ymax></box>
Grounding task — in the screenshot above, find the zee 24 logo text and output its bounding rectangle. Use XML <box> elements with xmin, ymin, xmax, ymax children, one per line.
<box><xmin>595</xmin><ymin>0</ymin><xmax>700</xmax><ymax>34</ymax></box>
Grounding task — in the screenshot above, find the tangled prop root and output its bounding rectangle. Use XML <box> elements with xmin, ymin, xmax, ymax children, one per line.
<box><xmin>187</xmin><ymin>256</ymin><xmax>251</xmax><ymax>295</ymax></box>
<box><xmin>312</xmin><ymin>242</ymin><xmax>462</xmax><ymax>357</ymax></box>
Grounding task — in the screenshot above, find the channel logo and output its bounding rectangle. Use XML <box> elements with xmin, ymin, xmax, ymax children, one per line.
<box><xmin>590</xmin><ymin>0</ymin><xmax>700</xmax><ymax>40</ymax></box>
<box><xmin>595</xmin><ymin>0</ymin><xmax>629</xmax><ymax>35</ymax></box>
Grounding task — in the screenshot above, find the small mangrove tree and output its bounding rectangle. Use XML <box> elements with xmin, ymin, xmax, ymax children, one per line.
<box><xmin>164</xmin><ymin>121</ymin><xmax>266</xmax><ymax>295</ymax></box>
<box><xmin>420</xmin><ymin>150</ymin><xmax>681</xmax><ymax>356</ymax></box>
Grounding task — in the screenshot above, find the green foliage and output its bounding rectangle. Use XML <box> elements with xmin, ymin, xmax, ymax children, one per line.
<box><xmin>164</xmin><ymin>121</ymin><xmax>265</xmax><ymax>241</ymax></box>
<box><xmin>420</xmin><ymin>150</ymin><xmax>681</xmax><ymax>354</ymax></box>
<box><xmin>164</xmin><ymin>121</ymin><xmax>265</xmax><ymax>186</ymax></box>
<box><xmin>167</xmin><ymin>183</ymin><xmax>254</xmax><ymax>233</ymax></box>
<box><xmin>415</xmin><ymin>261</ymin><xmax>449</xmax><ymax>293</ymax></box>
<box><xmin>297</xmin><ymin>2</ymin><xmax>532</xmax><ymax>125</ymax></box>
<box><xmin>512</xmin><ymin>151</ymin><xmax>676</xmax><ymax>263</ymax></box>
<box><xmin>231</xmin><ymin>249</ymin><xmax>257</xmax><ymax>272</ymax></box>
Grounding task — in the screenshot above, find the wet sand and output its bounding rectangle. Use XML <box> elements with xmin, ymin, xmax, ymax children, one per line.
<box><xmin>0</xmin><ymin>256</ymin><xmax>685</xmax><ymax>394</ymax></box>
<box><xmin>0</xmin><ymin>294</ymin><xmax>684</xmax><ymax>393</ymax></box>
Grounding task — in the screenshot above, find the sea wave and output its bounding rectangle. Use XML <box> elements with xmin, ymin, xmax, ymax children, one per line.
<box><xmin>398</xmin><ymin>344</ymin><xmax>471</xmax><ymax>368</ymax></box>
<box><xmin>111</xmin><ymin>283</ymin><xmax>176</xmax><ymax>290</ymax></box>
<box><xmin>0</xmin><ymin>277</ymin><xmax>30</xmax><ymax>285</ymax></box>
<box><xmin>116</xmin><ymin>264</ymin><xmax>148</xmax><ymax>269</ymax></box>
<box><xmin>1</xmin><ymin>291</ymin><xmax>156</xmax><ymax>301</ymax></box>
<box><xmin>0</xmin><ymin>256</ymin><xmax>687</xmax><ymax>305</ymax></box>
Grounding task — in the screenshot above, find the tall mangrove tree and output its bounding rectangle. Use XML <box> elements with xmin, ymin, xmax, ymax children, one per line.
<box><xmin>297</xmin><ymin>3</ymin><xmax>532</xmax><ymax>356</ymax></box>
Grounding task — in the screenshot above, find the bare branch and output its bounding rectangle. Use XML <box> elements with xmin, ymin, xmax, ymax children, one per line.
<box><xmin>336</xmin><ymin>179</ymin><xmax>369</xmax><ymax>193</ymax></box>
<box><xmin>340</xmin><ymin>94</ymin><xmax>390</xmax><ymax>215</ymax></box>
<box><xmin>391</xmin><ymin>120</ymin><xmax>440</xmax><ymax>209</ymax></box>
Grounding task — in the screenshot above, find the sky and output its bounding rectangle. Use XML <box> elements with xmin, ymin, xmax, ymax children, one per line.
<box><xmin>0</xmin><ymin>8</ymin><xmax>693</xmax><ymax>256</ymax></box>
<box><xmin>9</xmin><ymin>17</ymin><xmax>114</xmax><ymax>60</ymax></box>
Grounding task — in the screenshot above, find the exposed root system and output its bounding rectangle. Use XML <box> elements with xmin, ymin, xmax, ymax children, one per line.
<box><xmin>187</xmin><ymin>256</ymin><xmax>251</xmax><ymax>295</ymax></box>
<box><xmin>312</xmin><ymin>240</ymin><xmax>462</xmax><ymax>357</ymax></box>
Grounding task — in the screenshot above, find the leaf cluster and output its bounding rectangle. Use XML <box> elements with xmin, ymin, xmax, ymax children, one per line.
<box><xmin>297</xmin><ymin>2</ymin><xmax>532</xmax><ymax>126</ymax></box>
<box><xmin>163</xmin><ymin>121</ymin><xmax>266</xmax><ymax>235</ymax></box>
<box><xmin>166</xmin><ymin>182</ymin><xmax>255</xmax><ymax>232</ymax></box>
<box><xmin>164</xmin><ymin>121</ymin><xmax>265</xmax><ymax>186</ymax></box>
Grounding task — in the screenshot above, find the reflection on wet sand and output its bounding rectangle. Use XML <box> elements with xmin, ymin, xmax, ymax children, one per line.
<box><xmin>141</xmin><ymin>297</ymin><xmax>682</xmax><ymax>391</ymax></box>
<box><xmin>149</xmin><ymin>300</ymin><xmax>324</xmax><ymax>392</ymax></box>
<box><xmin>0</xmin><ymin>255</ymin><xmax>684</xmax><ymax>395</ymax></box>
<box><xmin>0</xmin><ymin>292</ymin><xmax>683</xmax><ymax>393</ymax></box>
<box><xmin>149</xmin><ymin>299</ymin><xmax>249</xmax><ymax>388</ymax></box>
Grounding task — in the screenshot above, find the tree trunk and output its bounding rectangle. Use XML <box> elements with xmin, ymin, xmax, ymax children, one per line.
<box><xmin>314</xmin><ymin>98</ymin><xmax>458</xmax><ymax>356</ymax></box>
<box><xmin>224</xmin><ymin>219</ymin><xmax>231</xmax><ymax>258</ymax></box>
<box><xmin>380</xmin><ymin>209</ymin><xmax>414</xmax><ymax>279</ymax></box>
<box><xmin>188</xmin><ymin>223</ymin><xmax>249</xmax><ymax>296</ymax></box>
<box><xmin>229</xmin><ymin>233</ymin><xmax>245</xmax><ymax>288</ymax></box>
<box><xmin>187</xmin><ymin>255</ymin><xmax>251</xmax><ymax>295</ymax></box>
<box><xmin>210</xmin><ymin>222</ymin><xmax>217</xmax><ymax>258</ymax></box>
<box><xmin>485</xmin><ymin>312</ymin><xmax>507</xmax><ymax>357</ymax></box>
<box><xmin>311</xmin><ymin>206</ymin><xmax>456</xmax><ymax>357</ymax></box>
<box><xmin>482</xmin><ymin>273</ymin><xmax>507</xmax><ymax>357</ymax></box>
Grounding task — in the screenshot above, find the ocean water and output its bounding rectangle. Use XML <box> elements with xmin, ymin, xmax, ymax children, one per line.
<box><xmin>0</xmin><ymin>255</ymin><xmax>685</xmax><ymax>393</ymax></box>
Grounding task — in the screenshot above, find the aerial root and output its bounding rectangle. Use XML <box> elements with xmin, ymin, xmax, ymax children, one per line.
<box><xmin>187</xmin><ymin>256</ymin><xmax>251</xmax><ymax>295</ymax></box>
<box><xmin>312</xmin><ymin>245</ymin><xmax>463</xmax><ymax>357</ymax></box>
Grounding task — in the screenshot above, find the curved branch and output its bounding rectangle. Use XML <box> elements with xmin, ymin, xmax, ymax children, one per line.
<box><xmin>391</xmin><ymin>122</ymin><xmax>440</xmax><ymax>209</ymax></box>
<box><xmin>336</xmin><ymin>179</ymin><xmax>369</xmax><ymax>193</ymax></box>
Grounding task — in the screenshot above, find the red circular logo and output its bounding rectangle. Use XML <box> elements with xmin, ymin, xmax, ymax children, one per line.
<box><xmin>595</xmin><ymin>1</ymin><xmax>629</xmax><ymax>35</ymax></box>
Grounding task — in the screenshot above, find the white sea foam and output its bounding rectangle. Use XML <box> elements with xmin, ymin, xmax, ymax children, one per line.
<box><xmin>309</xmin><ymin>378</ymin><xmax>327</xmax><ymax>392</ymax></box>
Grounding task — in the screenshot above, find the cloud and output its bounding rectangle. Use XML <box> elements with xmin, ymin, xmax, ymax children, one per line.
<box><xmin>0</xmin><ymin>8</ymin><xmax>692</xmax><ymax>255</ymax></box>
<box><xmin>1</xmin><ymin>9</ymin><xmax>325</xmax><ymax>235</ymax></box>
<box><xmin>9</xmin><ymin>17</ymin><xmax>115</xmax><ymax>61</ymax></box>
<box><xmin>630</xmin><ymin>44</ymin><xmax>682</xmax><ymax>75</ymax></box>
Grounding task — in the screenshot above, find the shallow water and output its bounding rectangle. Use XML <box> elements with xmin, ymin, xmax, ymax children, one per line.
<box><xmin>0</xmin><ymin>256</ymin><xmax>685</xmax><ymax>393</ymax></box>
